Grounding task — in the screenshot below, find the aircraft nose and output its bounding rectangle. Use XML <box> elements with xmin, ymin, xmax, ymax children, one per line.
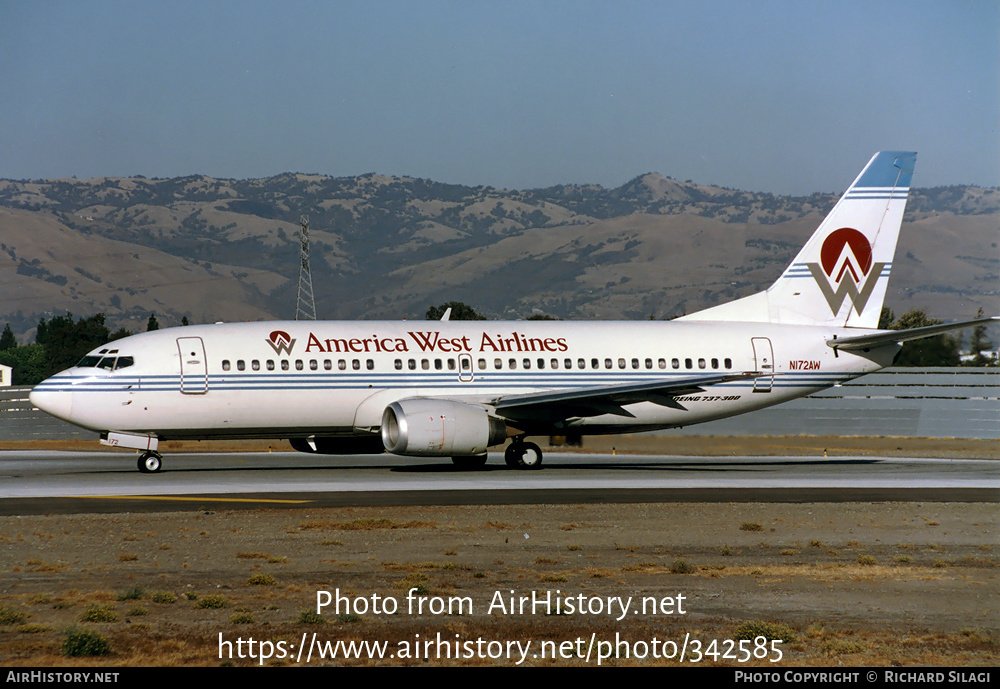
<box><xmin>29</xmin><ymin>382</ymin><xmax>74</xmax><ymax>422</ymax></box>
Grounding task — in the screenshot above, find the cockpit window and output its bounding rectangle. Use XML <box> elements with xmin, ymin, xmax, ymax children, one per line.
<box><xmin>76</xmin><ymin>355</ymin><xmax>135</xmax><ymax>370</ymax></box>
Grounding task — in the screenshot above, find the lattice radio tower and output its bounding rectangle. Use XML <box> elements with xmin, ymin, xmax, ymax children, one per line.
<box><xmin>295</xmin><ymin>215</ymin><xmax>317</xmax><ymax>321</ymax></box>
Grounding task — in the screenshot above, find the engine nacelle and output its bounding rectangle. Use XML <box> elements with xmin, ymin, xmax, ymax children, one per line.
<box><xmin>381</xmin><ymin>399</ymin><xmax>508</xmax><ymax>456</ymax></box>
<box><xmin>288</xmin><ymin>436</ymin><xmax>386</xmax><ymax>455</ymax></box>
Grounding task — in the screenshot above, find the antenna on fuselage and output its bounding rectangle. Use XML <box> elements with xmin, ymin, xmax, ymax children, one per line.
<box><xmin>295</xmin><ymin>215</ymin><xmax>317</xmax><ymax>321</ymax></box>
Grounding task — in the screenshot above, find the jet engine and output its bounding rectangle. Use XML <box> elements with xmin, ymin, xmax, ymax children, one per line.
<box><xmin>381</xmin><ymin>399</ymin><xmax>508</xmax><ymax>456</ymax></box>
<box><xmin>288</xmin><ymin>436</ymin><xmax>386</xmax><ymax>454</ymax></box>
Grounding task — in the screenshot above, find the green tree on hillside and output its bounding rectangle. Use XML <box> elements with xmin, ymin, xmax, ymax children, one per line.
<box><xmin>963</xmin><ymin>307</ymin><xmax>996</xmax><ymax>366</ymax></box>
<box><xmin>0</xmin><ymin>344</ymin><xmax>47</xmax><ymax>386</ymax></box>
<box><xmin>0</xmin><ymin>324</ymin><xmax>15</xmax><ymax>351</ymax></box>
<box><xmin>35</xmin><ymin>313</ymin><xmax>112</xmax><ymax>377</ymax></box>
<box><xmin>883</xmin><ymin>308</ymin><xmax>961</xmax><ymax>366</ymax></box>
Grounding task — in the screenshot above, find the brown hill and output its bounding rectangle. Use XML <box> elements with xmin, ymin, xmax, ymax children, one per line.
<box><xmin>0</xmin><ymin>173</ymin><xmax>996</xmax><ymax>340</ymax></box>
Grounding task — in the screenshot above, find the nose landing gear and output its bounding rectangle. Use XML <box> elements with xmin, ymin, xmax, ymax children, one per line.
<box><xmin>138</xmin><ymin>451</ymin><xmax>163</xmax><ymax>473</ymax></box>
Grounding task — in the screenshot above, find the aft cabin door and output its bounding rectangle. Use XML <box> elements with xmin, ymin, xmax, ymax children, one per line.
<box><xmin>751</xmin><ymin>337</ymin><xmax>774</xmax><ymax>393</ymax></box>
<box><xmin>177</xmin><ymin>337</ymin><xmax>208</xmax><ymax>394</ymax></box>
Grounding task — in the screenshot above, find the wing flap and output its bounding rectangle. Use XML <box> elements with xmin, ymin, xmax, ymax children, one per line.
<box><xmin>491</xmin><ymin>372</ymin><xmax>757</xmax><ymax>421</ymax></box>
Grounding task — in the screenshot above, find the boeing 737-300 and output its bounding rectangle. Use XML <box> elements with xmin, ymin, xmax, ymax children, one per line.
<box><xmin>29</xmin><ymin>152</ymin><xmax>996</xmax><ymax>472</ymax></box>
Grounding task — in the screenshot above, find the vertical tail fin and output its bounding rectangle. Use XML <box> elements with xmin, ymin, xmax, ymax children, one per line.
<box><xmin>680</xmin><ymin>151</ymin><xmax>916</xmax><ymax>327</ymax></box>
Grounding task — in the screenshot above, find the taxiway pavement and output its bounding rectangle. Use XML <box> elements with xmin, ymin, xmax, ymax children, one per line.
<box><xmin>0</xmin><ymin>450</ymin><xmax>996</xmax><ymax>514</ymax></box>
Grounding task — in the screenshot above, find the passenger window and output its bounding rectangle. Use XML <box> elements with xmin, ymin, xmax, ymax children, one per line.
<box><xmin>605</xmin><ymin>358</ymin><xmax>612</xmax><ymax>369</ymax></box>
<box><xmin>685</xmin><ymin>358</ymin><xmax>693</xmax><ymax>369</ymax></box>
<box><xmin>324</xmin><ymin>360</ymin><xmax>332</xmax><ymax>370</ymax></box>
<box><xmin>509</xmin><ymin>359</ymin><xmax>517</xmax><ymax>370</ymax></box>
<box><xmin>591</xmin><ymin>358</ymin><xmax>599</xmax><ymax>369</ymax></box>
<box><xmin>565</xmin><ymin>358</ymin><xmax>573</xmax><ymax>369</ymax></box>
<box><xmin>537</xmin><ymin>358</ymin><xmax>545</xmax><ymax>369</ymax></box>
<box><xmin>618</xmin><ymin>358</ymin><xmax>626</xmax><ymax>369</ymax></box>
<box><xmin>338</xmin><ymin>359</ymin><xmax>347</xmax><ymax>371</ymax></box>
<box><xmin>523</xmin><ymin>358</ymin><xmax>531</xmax><ymax>369</ymax></box>
<box><xmin>658</xmin><ymin>358</ymin><xmax>666</xmax><ymax>369</ymax></box>
<box><xmin>295</xmin><ymin>360</ymin><xmax>303</xmax><ymax>371</ymax></box>
<box><xmin>267</xmin><ymin>360</ymin><xmax>275</xmax><ymax>371</ymax></box>
<box><xmin>422</xmin><ymin>359</ymin><xmax>430</xmax><ymax>370</ymax></box>
<box><xmin>237</xmin><ymin>360</ymin><xmax>246</xmax><ymax>371</ymax></box>
<box><xmin>645</xmin><ymin>358</ymin><xmax>652</xmax><ymax>369</ymax></box>
<box><xmin>434</xmin><ymin>359</ymin><xmax>443</xmax><ymax>370</ymax></box>
<box><xmin>281</xmin><ymin>360</ymin><xmax>290</xmax><ymax>371</ymax></box>
<box><xmin>495</xmin><ymin>358</ymin><xmax>502</xmax><ymax>370</ymax></box>
<box><xmin>408</xmin><ymin>359</ymin><xmax>416</xmax><ymax>370</ymax></box>
<box><xmin>698</xmin><ymin>358</ymin><xmax>706</xmax><ymax>369</ymax></box>
<box><xmin>478</xmin><ymin>358</ymin><xmax>486</xmax><ymax>370</ymax></box>
<box><xmin>711</xmin><ymin>358</ymin><xmax>719</xmax><ymax>369</ymax></box>
<box><xmin>725</xmin><ymin>358</ymin><xmax>732</xmax><ymax>369</ymax></box>
<box><xmin>367</xmin><ymin>359</ymin><xmax>374</xmax><ymax>370</ymax></box>
<box><xmin>394</xmin><ymin>359</ymin><xmax>403</xmax><ymax>370</ymax></box>
<box><xmin>632</xmin><ymin>358</ymin><xmax>639</xmax><ymax>369</ymax></box>
<box><xmin>672</xmin><ymin>358</ymin><xmax>680</xmax><ymax>369</ymax></box>
<box><xmin>353</xmin><ymin>359</ymin><xmax>360</xmax><ymax>370</ymax></box>
<box><xmin>309</xmin><ymin>359</ymin><xmax>318</xmax><ymax>371</ymax></box>
<box><xmin>447</xmin><ymin>359</ymin><xmax>455</xmax><ymax>371</ymax></box>
<box><xmin>252</xmin><ymin>360</ymin><xmax>260</xmax><ymax>371</ymax></box>
<box><xmin>577</xmin><ymin>358</ymin><xmax>586</xmax><ymax>369</ymax></box>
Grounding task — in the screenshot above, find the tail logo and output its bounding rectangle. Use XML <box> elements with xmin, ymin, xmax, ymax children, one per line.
<box><xmin>265</xmin><ymin>330</ymin><xmax>295</xmax><ymax>355</ymax></box>
<box><xmin>807</xmin><ymin>228</ymin><xmax>886</xmax><ymax>316</ymax></box>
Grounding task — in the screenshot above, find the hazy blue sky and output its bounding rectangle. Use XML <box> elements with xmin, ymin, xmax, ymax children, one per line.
<box><xmin>2</xmin><ymin>0</ymin><xmax>997</xmax><ymax>194</ymax></box>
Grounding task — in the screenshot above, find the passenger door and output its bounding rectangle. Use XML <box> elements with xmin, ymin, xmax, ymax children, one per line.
<box><xmin>751</xmin><ymin>337</ymin><xmax>774</xmax><ymax>393</ymax></box>
<box><xmin>177</xmin><ymin>337</ymin><xmax>208</xmax><ymax>394</ymax></box>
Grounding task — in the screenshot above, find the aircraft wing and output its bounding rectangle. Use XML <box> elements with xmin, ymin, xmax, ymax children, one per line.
<box><xmin>490</xmin><ymin>372</ymin><xmax>758</xmax><ymax>420</ymax></box>
<box><xmin>827</xmin><ymin>317</ymin><xmax>999</xmax><ymax>351</ymax></box>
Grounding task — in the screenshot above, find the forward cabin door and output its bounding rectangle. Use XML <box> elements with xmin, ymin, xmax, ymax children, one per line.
<box><xmin>177</xmin><ymin>337</ymin><xmax>208</xmax><ymax>394</ymax></box>
<box><xmin>751</xmin><ymin>337</ymin><xmax>774</xmax><ymax>393</ymax></box>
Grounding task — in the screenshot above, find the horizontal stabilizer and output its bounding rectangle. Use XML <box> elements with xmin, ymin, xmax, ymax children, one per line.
<box><xmin>827</xmin><ymin>317</ymin><xmax>999</xmax><ymax>351</ymax></box>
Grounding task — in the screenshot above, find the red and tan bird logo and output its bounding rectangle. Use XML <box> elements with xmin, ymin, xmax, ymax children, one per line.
<box><xmin>265</xmin><ymin>330</ymin><xmax>295</xmax><ymax>355</ymax></box>
<box><xmin>807</xmin><ymin>228</ymin><xmax>886</xmax><ymax>316</ymax></box>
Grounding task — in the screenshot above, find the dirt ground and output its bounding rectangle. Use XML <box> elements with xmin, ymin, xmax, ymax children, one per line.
<box><xmin>0</xmin><ymin>436</ymin><xmax>997</xmax><ymax>667</ymax></box>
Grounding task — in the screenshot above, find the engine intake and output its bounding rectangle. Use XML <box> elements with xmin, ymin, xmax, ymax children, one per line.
<box><xmin>381</xmin><ymin>399</ymin><xmax>508</xmax><ymax>456</ymax></box>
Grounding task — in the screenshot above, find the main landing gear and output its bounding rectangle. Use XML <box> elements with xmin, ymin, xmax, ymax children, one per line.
<box><xmin>449</xmin><ymin>438</ymin><xmax>544</xmax><ymax>470</ymax></box>
<box><xmin>138</xmin><ymin>451</ymin><xmax>163</xmax><ymax>473</ymax></box>
<box><xmin>504</xmin><ymin>438</ymin><xmax>543</xmax><ymax>470</ymax></box>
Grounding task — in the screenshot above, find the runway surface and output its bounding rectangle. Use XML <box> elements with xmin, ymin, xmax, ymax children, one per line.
<box><xmin>0</xmin><ymin>450</ymin><xmax>996</xmax><ymax>514</ymax></box>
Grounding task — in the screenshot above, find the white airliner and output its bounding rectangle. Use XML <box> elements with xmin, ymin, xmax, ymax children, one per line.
<box><xmin>29</xmin><ymin>151</ymin><xmax>995</xmax><ymax>473</ymax></box>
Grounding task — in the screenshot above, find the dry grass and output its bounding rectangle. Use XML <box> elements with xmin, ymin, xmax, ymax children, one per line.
<box><xmin>0</xmin><ymin>503</ymin><xmax>995</xmax><ymax>667</ymax></box>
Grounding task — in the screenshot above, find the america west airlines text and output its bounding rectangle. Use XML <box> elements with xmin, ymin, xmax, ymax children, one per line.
<box><xmin>303</xmin><ymin>331</ymin><xmax>570</xmax><ymax>355</ymax></box>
